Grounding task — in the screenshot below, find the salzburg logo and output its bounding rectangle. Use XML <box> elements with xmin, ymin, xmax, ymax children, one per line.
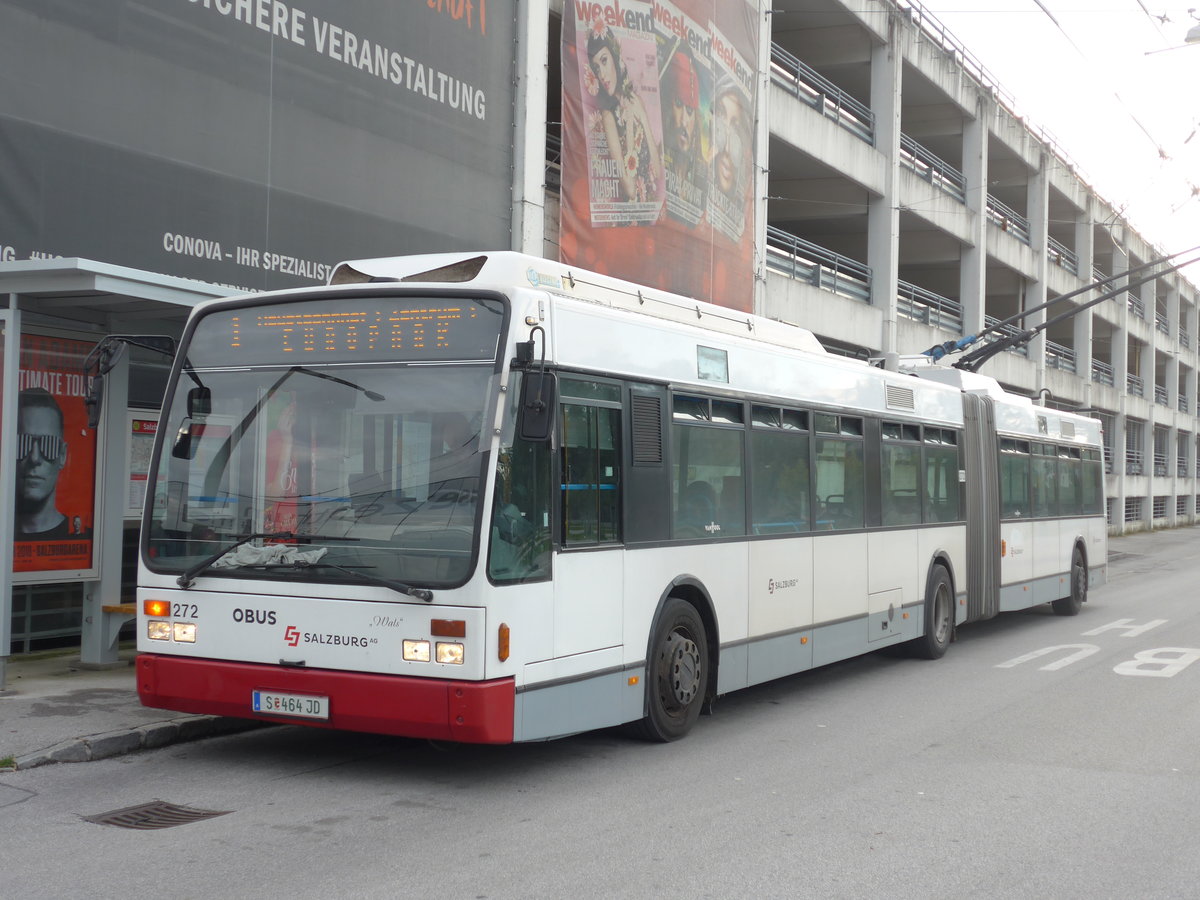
<box><xmin>284</xmin><ymin>625</ymin><xmax>300</xmax><ymax>647</ymax></box>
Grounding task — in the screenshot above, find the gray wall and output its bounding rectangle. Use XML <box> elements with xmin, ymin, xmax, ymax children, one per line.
<box><xmin>0</xmin><ymin>0</ymin><xmax>516</xmax><ymax>291</ymax></box>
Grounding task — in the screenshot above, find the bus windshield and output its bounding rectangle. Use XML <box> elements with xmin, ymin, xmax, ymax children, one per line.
<box><xmin>144</xmin><ymin>295</ymin><xmax>505</xmax><ymax>590</ymax></box>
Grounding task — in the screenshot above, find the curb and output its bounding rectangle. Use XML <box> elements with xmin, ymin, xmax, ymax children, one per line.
<box><xmin>5</xmin><ymin>716</ymin><xmax>273</xmax><ymax>771</ymax></box>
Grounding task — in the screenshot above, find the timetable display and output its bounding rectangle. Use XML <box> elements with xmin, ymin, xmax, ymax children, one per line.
<box><xmin>187</xmin><ymin>296</ymin><xmax>505</xmax><ymax>365</ymax></box>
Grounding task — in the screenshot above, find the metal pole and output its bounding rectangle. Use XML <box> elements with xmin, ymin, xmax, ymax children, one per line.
<box><xmin>80</xmin><ymin>349</ymin><xmax>128</xmax><ymax>666</ymax></box>
<box><xmin>0</xmin><ymin>303</ymin><xmax>22</xmax><ymax>690</ymax></box>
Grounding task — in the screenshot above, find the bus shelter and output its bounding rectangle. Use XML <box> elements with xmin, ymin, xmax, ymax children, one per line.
<box><xmin>1</xmin><ymin>260</ymin><xmax>225</xmax><ymax>689</ymax></box>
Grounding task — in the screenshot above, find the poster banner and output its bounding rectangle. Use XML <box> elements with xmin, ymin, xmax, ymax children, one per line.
<box><xmin>127</xmin><ymin>414</ymin><xmax>160</xmax><ymax>518</ymax></box>
<box><xmin>0</xmin><ymin>0</ymin><xmax>516</xmax><ymax>293</ymax></box>
<box><xmin>14</xmin><ymin>335</ymin><xmax>98</xmax><ymax>574</ymax></box>
<box><xmin>561</xmin><ymin>0</ymin><xmax>760</xmax><ymax>311</ymax></box>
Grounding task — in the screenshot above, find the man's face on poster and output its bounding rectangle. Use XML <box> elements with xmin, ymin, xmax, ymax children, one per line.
<box><xmin>671</xmin><ymin>96</ymin><xmax>698</xmax><ymax>154</ymax></box>
<box><xmin>714</xmin><ymin>90</ymin><xmax>748</xmax><ymax>195</ymax></box>
<box><xmin>17</xmin><ymin>405</ymin><xmax>66</xmax><ymax>511</ymax></box>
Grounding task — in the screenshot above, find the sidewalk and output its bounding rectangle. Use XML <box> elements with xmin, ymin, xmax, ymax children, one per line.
<box><xmin>0</xmin><ymin>645</ymin><xmax>266</xmax><ymax>771</ymax></box>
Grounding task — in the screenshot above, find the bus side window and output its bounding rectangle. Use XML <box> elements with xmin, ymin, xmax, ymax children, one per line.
<box><xmin>1030</xmin><ymin>443</ymin><xmax>1057</xmax><ymax>518</ymax></box>
<box><xmin>671</xmin><ymin>411</ymin><xmax>745</xmax><ymax>539</ymax></box>
<box><xmin>999</xmin><ymin>441</ymin><xmax>1031</xmax><ymax>519</ymax></box>
<box><xmin>881</xmin><ymin>435</ymin><xmax>921</xmax><ymax>526</ymax></box>
<box><xmin>815</xmin><ymin>437</ymin><xmax>864</xmax><ymax>530</ymax></box>
<box><xmin>489</xmin><ymin>376</ymin><xmax>552</xmax><ymax>583</ymax></box>
<box><xmin>923</xmin><ymin>429</ymin><xmax>961</xmax><ymax>523</ymax></box>
<box><xmin>1057</xmin><ymin>448</ymin><xmax>1083</xmax><ymax>516</ymax></box>
<box><xmin>1081</xmin><ymin>450</ymin><xmax>1104</xmax><ymax>515</ymax></box>
<box><xmin>560</xmin><ymin>401</ymin><xmax>621</xmax><ymax>545</ymax></box>
<box><xmin>750</xmin><ymin>408</ymin><xmax>810</xmax><ymax>534</ymax></box>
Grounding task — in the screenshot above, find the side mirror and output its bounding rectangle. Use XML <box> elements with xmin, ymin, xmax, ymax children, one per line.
<box><xmin>188</xmin><ymin>386</ymin><xmax>212</xmax><ymax>417</ymax></box>
<box><xmin>517</xmin><ymin>372</ymin><xmax>556</xmax><ymax>442</ymax></box>
<box><xmin>84</xmin><ymin>377</ymin><xmax>105</xmax><ymax>429</ymax></box>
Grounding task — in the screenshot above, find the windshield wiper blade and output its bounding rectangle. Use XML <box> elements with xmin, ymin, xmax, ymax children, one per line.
<box><xmin>175</xmin><ymin>532</ymin><xmax>359</xmax><ymax>589</ymax></box>
<box><xmin>261</xmin><ymin>560</ymin><xmax>434</xmax><ymax>602</ymax></box>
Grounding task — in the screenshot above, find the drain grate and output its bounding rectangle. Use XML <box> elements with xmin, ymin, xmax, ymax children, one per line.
<box><xmin>83</xmin><ymin>800</ymin><xmax>232</xmax><ymax>830</ymax></box>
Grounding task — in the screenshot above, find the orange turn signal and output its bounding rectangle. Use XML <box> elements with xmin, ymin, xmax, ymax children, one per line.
<box><xmin>144</xmin><ymin>599</ymin><xmax>170</xmax><ymax>618</ymax></box>
<box><xmin>431</xmin><ymin>619</ymin><xmax>466</xmax><ymax>638</ymax></box>
<box><xmin>497</xmin><ymin>623</ymin><xmax>510</xmax><ymax>662</ymax></box>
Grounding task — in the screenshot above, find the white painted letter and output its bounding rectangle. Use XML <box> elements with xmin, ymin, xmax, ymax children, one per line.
<box><xmin>1114</xmin><ymin>648</ymin><xmax>1200</xmax><ymax>678</ymax></box>
<box><xmin>996</xmin><ymin>644</ymin><xmax>1101</xmax><ymax>671</ymax></box>
<box><xmin>1082</xmin><ymin>618</ymin><xmax>1168</xmax><ymax>638</ymax></box>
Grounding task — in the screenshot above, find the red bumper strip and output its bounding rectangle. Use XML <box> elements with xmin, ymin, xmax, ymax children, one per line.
<box><xmin>138</xmin><ymin>654</ymin><xmax>515</xmax><ymax>744</ymax></box>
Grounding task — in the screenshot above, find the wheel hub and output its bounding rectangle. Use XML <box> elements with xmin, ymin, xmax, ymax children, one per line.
<box><xmin>663</xmin><ymin>631</ymin><xmax>701</xmax><ymax>708</ymax></box>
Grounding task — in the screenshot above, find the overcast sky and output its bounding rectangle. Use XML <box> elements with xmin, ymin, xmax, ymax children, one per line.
<box><xmin>913</xmin><ymin>1</ymin><xmax>1200</xmax><ymax>269</ymax></box>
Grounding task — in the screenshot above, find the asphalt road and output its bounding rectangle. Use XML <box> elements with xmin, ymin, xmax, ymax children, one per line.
<box><xmin>4</xmin><ymin>528</ymin><xmax>1200</xmax><ymax>899</ymax></box>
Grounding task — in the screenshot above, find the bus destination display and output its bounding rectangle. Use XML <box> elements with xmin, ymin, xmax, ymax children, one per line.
<box><xmin>190</xmin><ymin>297</ymin><xmax>505</xmax><ymax>365</ymax></box>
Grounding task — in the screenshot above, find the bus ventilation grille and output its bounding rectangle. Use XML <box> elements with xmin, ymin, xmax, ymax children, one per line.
<box><xmin>885</xmin><ymin>384</ymin><xmax>916</xmax><ymax>411</ymax></box>
<box><xmin>1060</xmin><ymin>420</ymin><xmax>1075</xmax><ymax>438</ymax></box>
<box><xmin>631</xmin><ymin>395</ymin><xmax>663</xmax><ymax>464</ymax></box>
<box><xmin>83</xmin><ymin>800</ymin><xmax>232</xmax><ymax>830</ymax></box>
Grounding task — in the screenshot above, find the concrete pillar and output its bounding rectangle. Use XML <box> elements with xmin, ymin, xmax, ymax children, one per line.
<box><xmin>1167</xmin><ymin>283</ymin><xmax>1181</xmax><ymax>344</ymax></box>
<box><xmin>511</xmin><ymin>1</ymin><xmax>549</xmax><ymax>256</ymax></box>
<box><xmin>753</xmin><ymin>5</ymin><xmax>772</xmax><ymax>314</ymax></box>
<box><xmin>1113</xmin><ymin>411</ymin><xmax>1128</xmax><ymax>532</ymax></box>
<box><xmin>867</xmin><ymin>20</ymin><xmax>902</xmax><ymax>356</ymax></box>
<box><xmin>1167</xmin><ymin>354</ymin><xmax>1180</xmax><ymax>411</ymax></box>
<box><xmin>1113</xmin><ymin>249</ymin><xmax>1130</xmax><ymax>389</ymax></box>
<box><xmin>1074</xmin><ymin>211</ymin><xmax>1095</xmax><ymax>379</ymax></box>
<box><xmin>1141</xmin><ymin>341</ymin><xmax>1154</xmax><ymax>400</ymax></box>
<box><xmin>959</xmin><ymin>100</ymin><xmax>988</xmax><ymax>338</ymax></box>
<box><xmin>1026</xmin><ymin>155</ymin><xmax>1049</xmax><ymax>375</ymax></box>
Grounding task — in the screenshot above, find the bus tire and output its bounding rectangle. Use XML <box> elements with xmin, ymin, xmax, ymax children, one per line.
<box><xmin>632</xmin><ymin>597</ymin><xmax>708</xmax><ymax>742</ymax></box>
<box><xmin>912</xmin><ymin>565</ymin><xmax>953</xmax><ymax>660</ymax></box>
<box><xmin>1052</xmin><ymin>547</ymin><xmax>1087</xmax><ymax>616</ymax></box>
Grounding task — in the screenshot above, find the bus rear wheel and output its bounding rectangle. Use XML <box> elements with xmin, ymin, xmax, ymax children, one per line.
<box><xmin>633</xmin><ymin>597</ymin><xmax>708</xmax><ymax>742</ymax></box>
<box><xmin>1052</xmin><ymin>547</ymin><xmax>1087</xmax><ymax>616</ymax></box>
<box><xmin>911</xmin><ymin>565</ymin><xmax>953</xmax><ymax>660</ymax></box>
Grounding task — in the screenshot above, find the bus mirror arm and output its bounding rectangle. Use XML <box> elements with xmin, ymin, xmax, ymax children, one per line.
<box><xmin>82</xmin><ymin>334</ymin><xmax>177</xmax><ymax>429</ymax></box>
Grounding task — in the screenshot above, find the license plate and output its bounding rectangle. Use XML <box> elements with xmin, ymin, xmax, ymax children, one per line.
<box><xmin>252</xmin><ymin>690</ymin><xmax>329</xmax><ymax>720</ymax></box>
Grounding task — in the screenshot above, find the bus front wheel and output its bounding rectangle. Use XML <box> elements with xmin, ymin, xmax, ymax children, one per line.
<box><xmin>633</xmin><ymin>597</ymin><xmax>708</xmax><ymax>742</ymax></box>
<box><xmin>911</xmin><ymin>565</ymin><xmax>953</xmax><ymax>660</ymax></box>
<box><xmin>1052</xmin><ymin>547</ymin><xmax>1087</xmax><ymax>616</ymax></box>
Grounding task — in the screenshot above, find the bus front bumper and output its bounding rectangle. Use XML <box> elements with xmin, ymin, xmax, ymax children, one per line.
<box><xmin>137</xmin><ymin>654</ymin><xmax>515</xmax><ymax>744</ymax></box>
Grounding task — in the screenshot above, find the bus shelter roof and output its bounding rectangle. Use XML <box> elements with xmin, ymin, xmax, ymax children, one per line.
<box><xmin>0</xmin><ymin>258</ymin><xmax>228</xmax><ymax>326</ymax></box>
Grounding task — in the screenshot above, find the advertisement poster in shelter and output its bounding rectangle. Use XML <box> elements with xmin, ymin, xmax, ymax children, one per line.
<box><xmin>13</xmin><ymin>335</ymin><xmax>98</xmax><ymax>576</ymax></box>
<box><xmin>560</xmin><ymin>0</ymin><xmax>759</xmax><ymax>310</ymax></box>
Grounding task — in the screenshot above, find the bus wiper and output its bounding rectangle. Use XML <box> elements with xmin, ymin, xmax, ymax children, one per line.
<box><xmin>175</xmin><ymin>532</ymin><xmax>359</xmax><ymax>589</ymax></box>
<box><xmin>263</xmin><ymin>560</ymin><xmax>434</xmax><ymax>602</ymax></box>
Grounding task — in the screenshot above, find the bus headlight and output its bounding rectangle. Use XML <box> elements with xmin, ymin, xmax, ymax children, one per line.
<box><xmin>173</xmin><ymin>622</ymin><xmax>197</xmax><ymax>643</ymax></box>
<box><xmin>147</xmin><ymin>621</ymin><xmax>171</xmax><ymax>641</ymax></box>
<box><xmin>403</xmin><ymin>640</ymin><xmax>431</xmax><ymax>662</ymax></box>
<box><xmin>435</xmin><ymin>642</ymin><xmax>464</xmax><ymax>665</ymax></box>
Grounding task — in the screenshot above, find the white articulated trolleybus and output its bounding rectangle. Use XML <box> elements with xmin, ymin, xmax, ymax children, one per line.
<box><xmin>122</xmin><ymin>252</ymin><xmax>1106</xmax><ymax>743</ymax></box>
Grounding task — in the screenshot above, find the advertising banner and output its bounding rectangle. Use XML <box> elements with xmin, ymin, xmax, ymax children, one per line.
<box><xmin>561</xmin><ymin>0</ymin><xmax>760</xmax><ymax>310</ymax></box>
<box><xmin>127</xmin><ymin>413</ymin><xmax>159</xmax><ymax>518</ymax></box>
<box><xmin>14</xmin><ymin>336</ymin><xmax>98</xmax><ymax>575</ymax></box>
<box><xmin>0</xmin><ymin>0</ymin><xmax>516</xmax><ymax>293</ymax></box>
